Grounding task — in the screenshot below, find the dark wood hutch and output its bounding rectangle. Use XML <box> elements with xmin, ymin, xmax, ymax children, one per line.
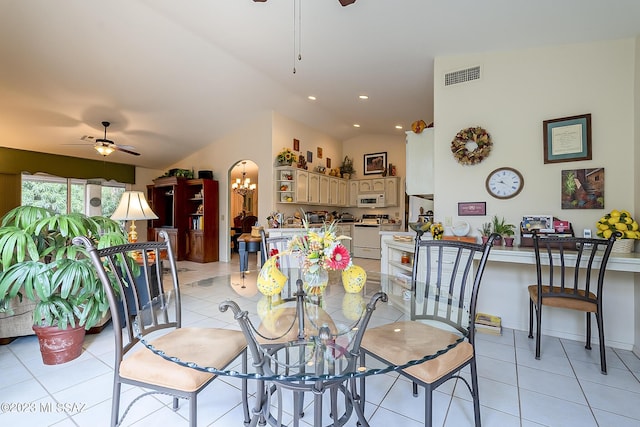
<box><xmin>147</xmin><ymin>177</ymin><xmax>219</xmax><ymax>262</ymax></box>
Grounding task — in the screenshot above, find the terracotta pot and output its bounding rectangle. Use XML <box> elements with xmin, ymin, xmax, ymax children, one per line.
<box><xmin>32</xmin><ymin>323</ymin><xmax>86</xmax><ymax>365</ymax></box>
<box><xmin>504</xmin><ymin>236</ymin><xmax>515</xmax><ymax>247</ymax></box>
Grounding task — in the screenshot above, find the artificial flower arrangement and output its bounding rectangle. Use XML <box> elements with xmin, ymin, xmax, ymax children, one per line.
<box><xmin>430</xmin><ymin>222</ymin><xmax>444</xmax><ymax>240</ymax></box>
<box><xmin>276</xmin><ymin>147</ymin><xmax>298</xmax><ymax>165</ymax></box>
<box><xmin>288</xmin><ymin>218</ymin><xmax>352</xmax><ymax>275</ymax></box>
<box><xmin>596</xmin><ymin>209</ymin><xmax>640</xmax><ymax>239</ymax></box>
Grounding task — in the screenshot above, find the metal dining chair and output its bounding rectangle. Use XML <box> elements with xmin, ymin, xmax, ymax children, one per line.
<box><xmin>359</xmin><ymin>233</ymin><xmax>499</xmax><ymax>427</ymax></box>
<box><xmin>74</xmin><ymin>231</ymin><xmax>249</xmax><ymax>427</ymax></box>
<box><xmin>528</xmin><ymin>231</ymin><xmax>618</xmax><ymax>374</ymax></box>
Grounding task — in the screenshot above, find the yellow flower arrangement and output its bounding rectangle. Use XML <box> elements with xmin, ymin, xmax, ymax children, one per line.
<box><xmin>276</xmin><ymin>147</ymin><xmax>298</xmax><ymax>165</ymax></box>
<box><xmin>596</xmin><ymin>209</ymin><xmax>640</xmax><ymax>239</ymax></box>
<box><xmin>430</xmin><ymin>222</ymin><xmax>444</xmax><ymax>240</ymax></box>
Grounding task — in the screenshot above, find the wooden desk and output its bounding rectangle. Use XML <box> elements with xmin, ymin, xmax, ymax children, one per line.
<box><xmin>237</xmin><ymin>233</ymin><xmax>262</xmax><ymax>273</ymax></box>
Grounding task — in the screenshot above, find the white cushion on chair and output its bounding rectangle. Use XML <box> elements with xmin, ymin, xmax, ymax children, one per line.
<box><xmin>119</xmin><ymin>328</ymin><xmax>246</xmax><ymax>392</ymax></box>
<box><xmin>362</xmin><ymin>321</ymin><xmax>473</xmax><ymax>384</ymax></box>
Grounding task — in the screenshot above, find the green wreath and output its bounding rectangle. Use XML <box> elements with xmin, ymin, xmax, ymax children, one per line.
<box><xmin>451</xmin><ymin>126</ymin><xmax>492</xmax><ymax>165</ymax></box>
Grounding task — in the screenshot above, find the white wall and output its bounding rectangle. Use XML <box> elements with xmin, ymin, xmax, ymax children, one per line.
<box><xmin>434</xmin><ymin>38</ymin><xmax>636</xmax><ymax>243</ymax></box>
<box><xmin>165</xmin><ymin>111</ymin><xmax>273</xmax><ymax>261</ymax></box>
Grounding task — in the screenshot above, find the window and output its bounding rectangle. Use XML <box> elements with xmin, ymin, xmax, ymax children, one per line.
<box><xmin>21</xmin><ymin>174</ymin><xmax>126</xmax><ymax>215</ymax></box>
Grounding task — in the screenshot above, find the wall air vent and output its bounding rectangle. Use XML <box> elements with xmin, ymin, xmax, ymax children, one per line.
<box><xmin>444</xmin><ymin>66</ymin><xmax>481</xmax><ymax>86</ymax></box>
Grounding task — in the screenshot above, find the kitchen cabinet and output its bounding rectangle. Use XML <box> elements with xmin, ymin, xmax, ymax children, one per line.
<box><xmin>319</xmin><ymin>175</ymin><xmax>330</xmax><ymax>205</ymax></box>
<box><xmin>384</xmin><ymin>177</ymin><xmax>399</xmax><ymax>207</ymax></box>
<box><xmin>308</xmin><ymin>173</ymin><xmax>320</xmax><ymax>204</ymax></box>
<box><xmin>348</xmin><ymin>181</ymin><xmax>359</xmax><ymax>207</ymax></box>
<box><xmin>295</xmin><ymin>169</ymin><xmax>309</xmax><ymax>203</ymax></box>
<box><xmin>358</xmin><ymin>178</ymin><xmax>384</xmax><ymax>193</ymax></box>
<box><xmin>406</xmin><ymin>128</ymin><xmax>434</xmax><ymax>196</ymax></box>
<box><xmin>337</xmin><ymin>179</ymin><xmax>347</xmax><ymax>206</ymax></box>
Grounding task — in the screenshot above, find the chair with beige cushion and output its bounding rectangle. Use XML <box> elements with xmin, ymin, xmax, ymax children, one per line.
<box><xmin>74</xmin><ymin>231</ymin><xmax>249</xmax><ymax>427</ymax></box>
<box><xmin>359</xmin><ymin>233</ymin><xmax>498</xmax><ymax>427</ymax></box>
<box><xmin>528</xmin><ymin>231</ymin><xmax>618</xmax><ymax>374</ymax></box>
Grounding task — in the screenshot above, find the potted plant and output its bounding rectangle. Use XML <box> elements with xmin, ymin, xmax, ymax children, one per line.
<box><xmin>492</xmin><ymin>215</ymin><xmax>516</xmax><ymax>247</ymax></box>
<box><xmin>478</xmin><ymin>222</ymin><xmax>492</xmax><ymax>244</ymax></box>
<box><xmin>339</xmin><ymin>156</ymin><xmax>355</xmax><ymax>179</ymax></box>
<box><xmin>0</xmin><ymin>206</ymin><xmax>129</xmax><ymax>364</ymax></box>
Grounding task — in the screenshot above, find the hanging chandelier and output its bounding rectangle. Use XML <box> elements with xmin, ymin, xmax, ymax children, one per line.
<box><xmin>232</xmin><ymin>161</ymin><xmax>256</xmax><ymax>196</ymax></box>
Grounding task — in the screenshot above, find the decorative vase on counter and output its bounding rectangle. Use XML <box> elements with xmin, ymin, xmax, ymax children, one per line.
<box><xmin>303</xmin><ymin>268</ymin><xmax>329</xmax><ymax>295</ymax></box>
<box><xmin>341</xmin><ymin>265</ymin><xmax>366</xmax><ymax>293</ymax></box>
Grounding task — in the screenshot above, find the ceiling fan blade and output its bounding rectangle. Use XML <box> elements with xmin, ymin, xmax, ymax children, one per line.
<box><xmin>113</xmin><ymin>145</ymin><xmax>140</xmax><ymax>156</ymax></box>
<box><xmin>338</xmin><ymin>0</ymin><xmax>356</xmax><ymax>5</ymax></box>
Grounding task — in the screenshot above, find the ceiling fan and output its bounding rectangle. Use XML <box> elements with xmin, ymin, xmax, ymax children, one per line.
<box><xmin>253</xmin><ymin>0</ymin><xmax>356</xmax><ymax>5</ymax></box>
<box><xmin>93</xmin><ymin>121</ymin><xmax>140</xmax><ymax>156</ymax></box>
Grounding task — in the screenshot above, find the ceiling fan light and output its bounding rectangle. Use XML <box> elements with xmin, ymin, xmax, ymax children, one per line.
<box><xmin>95</xmin><ymin>143</ymin><xmax>115</xmax><ymax>156</ymax></box>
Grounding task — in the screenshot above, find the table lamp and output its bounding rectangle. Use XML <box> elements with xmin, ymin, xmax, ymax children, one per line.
<box><xmin>111</xmin><ymin>191</ymin><xmax>158</xmax><ymax>242</ymax></box>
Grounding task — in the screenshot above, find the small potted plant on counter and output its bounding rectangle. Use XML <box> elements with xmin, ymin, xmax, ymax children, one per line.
<box><xmin>478</xmin><ymin>222</ymin><xmax>492</xmax><ymax>245</ymax></box>
<box><xmin>492</xmin><ymin>215</ymin><xmax>516</xmax><ymax>246</ymax></box>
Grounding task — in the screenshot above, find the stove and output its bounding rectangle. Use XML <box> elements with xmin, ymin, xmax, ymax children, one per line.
<box><xmin>359</xmin><ymin>214</ymin><xmax>389</xmax><ymax>225</ymax></box>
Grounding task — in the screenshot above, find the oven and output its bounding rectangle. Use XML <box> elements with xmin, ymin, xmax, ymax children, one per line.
<box><xmin>352</xmin><ymin>214</ymin><xmax>387</xmax><ymax>259</ymax></box>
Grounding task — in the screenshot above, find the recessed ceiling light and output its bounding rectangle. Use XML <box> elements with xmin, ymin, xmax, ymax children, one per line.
<box><xmin>358</xmin><ymin>95</ymin><xmax>369</xmax><ymax>100</ymax></box>
<box><xmin>353</xmin><ymin>124</ymin><xmax>360</xmax><ymax>128</ymax></box>
<box><xmin>308</xmin><ymin>95</ymin><xmax>316</xmax><ymax>101</ymax></box>
<box><xmin>395</xmin><ymin>125</ymin><xmax>403</xmax><ymax>129</ymax></box>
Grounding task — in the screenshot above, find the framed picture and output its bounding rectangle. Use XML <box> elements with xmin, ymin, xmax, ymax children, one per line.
<box><xmin>543</xmin><ymin>113</ymin><xmax>592</xmax><ymax>164</ymax></box>
<box><xmin>293</xmin><ymin>138</ymin><xmax>299</xmax><ymax>151</ymax></box>
<box><xmin>326</xmin><ymin>158</ymin><xmax>331</xmax><ymax>168</ymax></box>
<box><xmin>458</xmin><ymin>202</ymin><xmax>486</xmax><ymax>216</ymax></box>
<box><xmin>561</xmin><ymin>168</ymin><xmax>605</xmax><ymax>209</ymax></box>
<box><xmin>307</xmin><ymin>150</ymin><xmax>313</xmax><ymax>163</ymax></box>
<box><xmin>363</xmin><ymin>152</ymin><xmax>387</xmax><ymax>175</ymax></box>
<box><xmin>317</xmin><ymin>147</ymin><xmax>323</xmax><ymax>159</ymax></box>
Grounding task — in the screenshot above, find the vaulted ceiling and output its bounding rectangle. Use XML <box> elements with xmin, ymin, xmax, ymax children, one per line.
<box><xmin>1</xmin><ymin>0</ymin><xmax>639</xmax><ymax>170</ymax></box>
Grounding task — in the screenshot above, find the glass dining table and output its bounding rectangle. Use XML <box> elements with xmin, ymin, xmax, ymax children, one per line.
<box><xmin>135</xmin><ymin>269</ymin><xmax>471</xmax><ymax>427</ymax></box>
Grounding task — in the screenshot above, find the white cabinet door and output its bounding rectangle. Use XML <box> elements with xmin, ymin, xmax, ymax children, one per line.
<box><xmin>385</xmin><ymin>177</ymin><xmax>399</xmax><ymax>207</ymax></box>
<box><xmin>359</xmin><ymin>180</ymin><xmax>372</xmax><ymax>193</ymax></box>
<box><xmin>295</xmin><ymin>169</ymin><xmax>309</xmax><ymax>203</ymax></box>
<box><xmin>328</xmin><ymin>177</ymin><xmax>339</xmax><ymax>205</ymax></box>
<box><xmin>406</xmin><ymin>128</ymin><xmax>434</xmax><ymax>195</ymax></box>
<box><xmin>308</xmin><ymin>173</ymin><xmax>320</xmax><ymax>204</ymax></box>
<box><xmin>371</xmin><ymin>178</ymin><xmax>385</xmax><ymax>192</ymax></box>
<box><xmin>337</xmin><ymin>180</ymin><xmax>347</xmax><ymax>206</ymax></box>
<box><xmin>319</xmin><ymin>175</ymin><xmax>330</xmax><ymax>205</ymax></box>
<box><xmin>348</xmin><ymin>181</ymin><xmax>359</xmax><ymax>207</ymax></box>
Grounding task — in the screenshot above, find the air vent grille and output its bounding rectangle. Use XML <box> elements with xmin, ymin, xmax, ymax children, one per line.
<box><xmin>444</xmin><ymin>66</ymin><xmax>480</xmax><ymax>86</ymax></box>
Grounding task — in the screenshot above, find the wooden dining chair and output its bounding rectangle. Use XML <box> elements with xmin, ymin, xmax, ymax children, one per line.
<box><xmin>528</xmin><ymin>231</ymin><xmax>618</xmax><ymax>374</ymax></box>
<box><xmin>359</xmin><ymin>234</ymin><xmax>499</xmax><ymax>427</ymax></box>
<box><xmin>74</xmin><ymin>231</ymin><xmax>249</xmax><ymax>427</ymax></box>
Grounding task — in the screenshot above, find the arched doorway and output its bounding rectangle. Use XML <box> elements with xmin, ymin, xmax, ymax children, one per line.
<box><xmin>229</xmin><ymin>160</ymin><xmax>258</xmax><ymax>259</ymax></box>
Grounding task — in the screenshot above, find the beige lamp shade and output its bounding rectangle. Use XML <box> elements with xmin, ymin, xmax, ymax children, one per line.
<box><xmin>111</xmin><ymin>191</ymin><xmax>158</xmax><ymax>242</ymax></box>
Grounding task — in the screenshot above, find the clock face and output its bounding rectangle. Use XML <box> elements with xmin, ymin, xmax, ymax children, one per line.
<box><xmin>485</xmin><ymin>167</ymin><xmax>524</xmax><ymax>199</ymax></box>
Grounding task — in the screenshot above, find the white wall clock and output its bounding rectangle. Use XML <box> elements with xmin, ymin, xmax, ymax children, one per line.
<box><xmin>485</xmin><ymin>167</ymin><xmax>524</xmax><ymax>199</ymax></box>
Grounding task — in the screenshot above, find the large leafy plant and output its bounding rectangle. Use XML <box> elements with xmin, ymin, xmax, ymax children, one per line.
<box><xmin>0</xmin><ymin>206</ymin><xmax>129</xmax><ymax>330</ymax></box>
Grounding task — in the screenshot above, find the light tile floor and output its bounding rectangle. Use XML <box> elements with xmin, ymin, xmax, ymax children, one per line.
<box><xmin>2</xmin><ymin>254</ymin><xmax>640</xmax><ymax>426</ymax></box>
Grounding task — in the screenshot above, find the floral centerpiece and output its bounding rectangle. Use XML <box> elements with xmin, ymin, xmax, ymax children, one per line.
<box><xmin>288</xmin><ymin>218</ymin><xmax>352</xmax><ymax>293</ymax></box>
<box><xmin>276</xmin><ymin>147</ymin><xmax>298</xmax><ymax>166</ymax></box>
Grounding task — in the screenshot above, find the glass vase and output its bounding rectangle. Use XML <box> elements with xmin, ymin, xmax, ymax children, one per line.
<box><xmin>303</xmin><ymin>268</ymin><xmax>329</xmax><ymax>295</ymax></box>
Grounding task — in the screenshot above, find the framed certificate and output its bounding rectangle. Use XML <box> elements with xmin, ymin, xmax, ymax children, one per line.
<box><xmin>543</xmin><ymin>114</ymin><xmax>592</xmax><ymax>164</ymax></box>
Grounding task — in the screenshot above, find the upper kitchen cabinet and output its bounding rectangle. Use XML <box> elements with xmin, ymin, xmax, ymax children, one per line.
<box><xmin>384</xmin><ymin>177</ymin><xmax>400</xmax><ymax>207</ymax></box>
<box><xmin>405</xmin><ymin>128</ymin><xmax>434</xmax><ymax>196</ymax></box>
<box><xmin>348</xmin><ymin>181</ymin><xmax>359</xmax><ymax>207</ymax></box>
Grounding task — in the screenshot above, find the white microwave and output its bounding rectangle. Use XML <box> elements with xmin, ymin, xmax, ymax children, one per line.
<box><xmin>357</xmin><ymin>193</ymin><xmax>385</xmax><ymax>208</ymax></box>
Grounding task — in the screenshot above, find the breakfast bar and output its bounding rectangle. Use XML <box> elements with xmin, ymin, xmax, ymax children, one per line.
<box><xmin>381</xmin><ymin>232</ymin><xmax>640</xmax><ymax>351</ymax></box>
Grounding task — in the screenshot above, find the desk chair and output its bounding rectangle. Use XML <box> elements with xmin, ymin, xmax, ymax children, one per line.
<box><xmin>528</xmin><ymin>231</ymin><xmax>618</xmax><ymax>374</ymax></box>
<box><xmin>359</xmin><ymin>233</ymin><xmax>499</xmax><ymax>427</ymax></box>
<box><xmin>74</xmin><ymin>231</ymin><xmax>249</xmax><ymax>427</ymax></box>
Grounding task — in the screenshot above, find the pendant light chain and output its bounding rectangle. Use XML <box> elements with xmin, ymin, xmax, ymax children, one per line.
<box><xmin>292</xmin><ymin>0</ymin><xmax>302</xmax><ymax>74</ymax></box>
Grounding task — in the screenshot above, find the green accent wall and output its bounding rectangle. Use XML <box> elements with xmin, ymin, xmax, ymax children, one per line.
<box><xmin>0</xmin><ymin>147</ymin><xmax>135</xmax><ymax>183</ymax></box>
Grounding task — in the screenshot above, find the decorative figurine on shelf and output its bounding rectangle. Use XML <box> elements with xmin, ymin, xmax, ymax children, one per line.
<box><xmin>430</xmin><ymin>222</ymin><xmax>444</xmax><ymax>240</ymax></box>
<box><xmin>297</xmin><ymin>154</ymin><xmax>307</xmax><ymax>170</ymax></box>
